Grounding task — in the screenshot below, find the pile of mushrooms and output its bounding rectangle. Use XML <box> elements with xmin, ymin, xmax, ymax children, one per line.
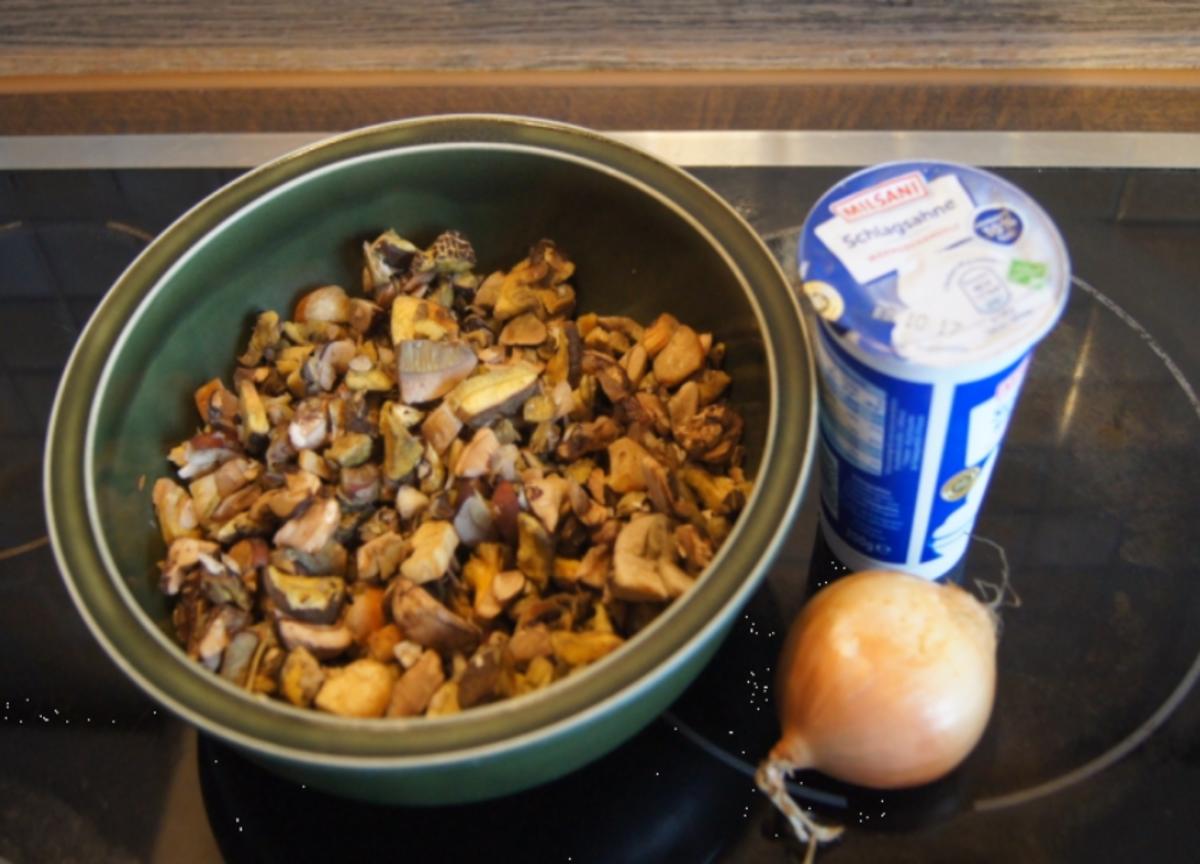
<box><xmin>153</xmin><ymin>230</ymin><xmax>751</xmax><ymax>718</ymax></box>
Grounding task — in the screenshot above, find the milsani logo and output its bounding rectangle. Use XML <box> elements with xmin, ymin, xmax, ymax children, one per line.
<box><xmin>830</xmin><ymin>171</ymin><xmax>930</xmax><ymax>222</ymax></box>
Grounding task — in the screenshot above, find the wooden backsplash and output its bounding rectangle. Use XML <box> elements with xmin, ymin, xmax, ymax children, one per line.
<box><xmin>3</xmin><ymin>0</ymin><xmax>1200</xmax><ymax>133</ymax></box>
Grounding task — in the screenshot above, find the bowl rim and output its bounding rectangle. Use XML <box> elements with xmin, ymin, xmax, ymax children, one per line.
<box><xmin>45</xmin><ymin>113</ymin><xmax>817</xmax><ymax>766</ymax></box>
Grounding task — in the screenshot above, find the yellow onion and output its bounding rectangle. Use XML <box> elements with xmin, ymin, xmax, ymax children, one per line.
<box><xmin>756</xmin><ymin>570</ymin><xmax>998</xmax><ymax>859</ymax></box>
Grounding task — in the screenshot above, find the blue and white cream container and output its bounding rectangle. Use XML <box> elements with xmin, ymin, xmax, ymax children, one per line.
<box><xmin>800</xmin><ymin>161</ymin><xmax>1070</xmax><ymax>580</ymax></box>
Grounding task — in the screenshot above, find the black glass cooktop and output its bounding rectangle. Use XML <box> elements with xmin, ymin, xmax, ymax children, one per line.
<box><xmin>2</xmin><ymin>163</ymin><xmax>1199</xmax><ymax>863</ymax></box>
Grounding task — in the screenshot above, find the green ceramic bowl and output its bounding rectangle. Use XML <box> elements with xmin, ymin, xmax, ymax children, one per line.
<box><xmin>45</xmin><ymin>115</ymin><xmax>816</xmax><ymax>804</ymax></box>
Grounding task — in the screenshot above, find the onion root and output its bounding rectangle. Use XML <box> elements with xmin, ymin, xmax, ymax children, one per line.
<box><xmin>754</xmin><ymin>756</ymin><xmax>844</xmax><ymax>864</ymax></box>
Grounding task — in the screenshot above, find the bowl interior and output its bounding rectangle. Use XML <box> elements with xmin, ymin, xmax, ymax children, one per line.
<box><xmin>92</xmin><ymin>145</ymin><xmax>771</xmax><ymax>623</ymax></box>
<box><xmin>63</xmin><ymin>128</ymin><xmax>804</xmax><ymax>763</ymax></box>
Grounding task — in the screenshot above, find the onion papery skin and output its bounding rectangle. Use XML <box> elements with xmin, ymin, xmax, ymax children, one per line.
<box><xmin>772</xmin><ymin>570</ymin><xmax>997</xmax><ymax>790</ymax></box>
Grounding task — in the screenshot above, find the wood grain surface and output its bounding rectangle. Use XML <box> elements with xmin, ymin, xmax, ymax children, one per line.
<box><xmin>4</xmin><ymin>0</ymin><xmax>1200</xmax><ymax>73</ymax></box>
<box><xmin>4</xmin><ymin>69</ymin><xmax>1200</xmax><ymax>134</ymax></box>
<box><xmin>4</xmin><ymin>1</ymin><xmax>1199</xmax><ymax>133</ymax></box>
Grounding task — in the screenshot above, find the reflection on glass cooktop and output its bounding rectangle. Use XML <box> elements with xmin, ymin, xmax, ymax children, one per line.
<box><xmin>2</xmin><ymin>165</ymin><xmax>1199</xmax><ymax>863</ymax></box>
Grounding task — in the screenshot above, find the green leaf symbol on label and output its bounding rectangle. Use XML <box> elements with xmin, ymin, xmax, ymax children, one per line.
<box><xmin>1008</xmin><ymin>259</ymin><xmax>1047</xmax><ymax>287</ymax></box>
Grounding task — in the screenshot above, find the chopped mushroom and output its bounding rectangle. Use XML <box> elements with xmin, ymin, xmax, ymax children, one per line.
<box><xmin>153</xmin><ymin>478</ymin><xmax>201</xmax><ymax>544</ymax></box>
<box><xmin>273</xmin><ymin>497</ymin><xmax>340</xmax><ymax>555</ymax></box>
<box><xmin>263</xmin><ymin>566</ymin><xmax>346</xmax><ymax>624</ymax></box>
<box><xmin>611</xmin><ymin>513</ymin><xmax>694</xmax><ymax>602</ymax></box>
<box><xmin>295</xmin><ymin>285</ymin><xmax>351</xmax><ymax>324</ymax></box>
<box><xmin>355</xmin><ymin>532</ymin><xmax>408</xmax><ymax>582</ymax></box>
<box><xmin>551</xmin><ymin>630</ymin><xmax>623</xmax><ymax>668</ymax></box>
<box><xmin>397</xmin><ymin>339</ymin><xmax>477</xmax><ymax>404</ymax></box>
<box><xmin>155</xmin><ymin>230</ymin><xmax>749</xmax><ymax>720</ymax></box>
<box><xmin>525</xmin><ymin>474</ymin><xmax>568</xmax><ymax>533</ymax></box>
<box><xmin>516</xmin><ymin>512</ymin><xmax>554</xmax><ymax>589</ymax></box>
<box><xmin>387</xmin><ymin>650</ymin><xmax>446</xmax><ymax>717</ymax></box>
<box><xmin>277</xmin><ymin>619</ymin><xmax>354</xmax><ymax>660</ymax></box>
<box><xmin>399</xmin><ymin>521</ymin><xmax>459</xmax><ymax>584</ymax></box>
<box><xmin>314</xmin><ymin>658</ymin><xmax>395</xmax><ymax>718</ymax></box>
<box><xmin>652</xmin><ymin>324</ymin><xmax>706</xmax><ymax>388</ymax></box>
<box><xmin>280</xmin><ymin>646</ymin><xmax>326</xmax><ymax>707</ymax></box>
<box><xmin>390</xmin><ymin>579</ymin><xmax>481</xmax><ymax>654</ymax></box>
<box><xmin>453</xmin><ymin>427</ymin><xmax>500</xmax><ymax>478</ymax></box>
<box><xmin>159</xmin><ymin>537</ymin><xmax>220</xmax><ymax>595</ymax></box>
<box><xmin>444</xmin><ymin>362</ymin><xmax>540</xmax><ymax>426</ymax></box>
<box><xmin>499</xmin><ymin>313</ymin><xmax>548</xmax><ymax>347</ymax></box>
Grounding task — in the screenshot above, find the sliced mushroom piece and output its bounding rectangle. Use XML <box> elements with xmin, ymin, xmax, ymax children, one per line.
<box><xmin>273</xmin><ymin>497</ymin><xmax>340</xmax><ymax>555</ymax></box>
<box><xmin>566</xmin><ymin>479</ymin><xmax>610</xmax><ymax>527</ymax></box>
<box><xmin>295</xmin><ymin>284</ymin><xmax>350</xmax><ymax>324</ymax></box>
<box><xmin>508</xmin><ymin>625</ymin><xmax>554</xmax><ymax>665</ymax></box>
<box><xmin>288</xmin><ymin>399</ymin><xmax>329</xmax><ymax>451</ymax></box>
<box><xmin>491</xmin><ymin>480</ymin><xmax>521</xmax><ymax>545</ymax></box>
<box><xmin>390</xmin><ymin>578</ymin><xmax>481</xmax><ymax>655</ymax></box>
<box><xmin>668</xmin><ymin>380</ymin><xmax>700</xmax><ymax>431</ymax></box>
<box><xmin>362</xmin><ymin>623</ymin><xmax>402</xmax><ymax>664</ymax></box>
<box><xmin>491</xmin><ymin>569</ymin><xmax>526</xmax><ymax>606</ymax></box>
<box><xmin>168</xmin><ymin>432</ymin><xmax>239</xmax><ymax>480</ymax></box>
<box><xmin>277</xmin><ymin>619</ymin><xmax>354</xmax><ymax>660</ymax></box>
<box><xmin>380</xmin><ymin>402</ymin><xmax>425</xmax><ymax>481</ymax></box>
<box><xmin>355</xmin><ymin>531</ymin><xmax>409</xmax><ymax>582</ymax></box>
<box><xmin>525</xmin><ymin>474</ymin><xmax>568</xmax><ymax>533</ymax></box>
<box><xmin>581</xmin><ymin>350</ymin><xmax>633</xmax><ymax>403</ymax></box>
<box><xmin>399</xmin><ymin>520</ymin><xmax>459</xmax><ymax>585</ymax></box>
<box><xmin>209</xmin><ymin>483</ymin><xmax>263</xmax><ymax>525</ymax></box>
<box><xmin>516</xmin><ymin>512</ymin><xmax>555</xmax><ymax>589</ymax></box>
<box><xmin>238</xmin><ymin>311</ymin><xmax>282</xmax><ymax>367</ymax></box>
<box><xmin>394</xmin><ymin>486</ymin><xmax>431</xmax><ymax>521</ymax></box>
<box><xmin>387</xmin><ymin>649</ymin><xmax>446</xmax><ymax>717</ymax></box>
<box><xmin>391</xmin><ymin>295</ymin><xmax>459</xmax><ymax>344</ymax></box>
<box><xmin>225</xmin><ymin>536</ymin><xmax>269</xmax><ymax>593</ymax></box>
<box><xmin>652</xmin><ymin>324</ymin><xmax>706</xmax><ymax>388</ymax></box>
<box><xmin>641</xmin><ymin>313</ymin><xmax>679</xmax><ymax>357</ymax></box>
<box><xmin>550</xmin><ymin>631</ymin><xmax>624</xmax><ymax>668</ymax></box>
<box><xmin>445</xmin><ymin>362</ymin><xmax>541</xmax><ymax>427</ymax></box>
<box><xmin>152</xmin><ymin>478</ymin><xmax>201</xmax><ymax>545</ymax></box>
<box><xmin>194</xmin><ymin>605</ymin><xmax>250</xmax><ymax>672</ymax></box>
<box><xmin>576</xmin><ymin>544</ymin><xmax>612</xmax><ymax>591</ymax></box>
<box><xmin>453</xmin><ymin>491</ymin><xmax>496</xmax><ymax>548</ymax></box>
<box><xmin>397</xmin><ymin>339</ymin><xmax>478</xmax><ymax>404</ymax></box>
<box><xmin>279</xmin><ymin>646</ymin><xmax>326</xmax><ymax>707</ymax></box>
<box><xmin>324</xmin><ymin>432</ymin><xmax>373</xmax><ymax>467</ymax></box>
<box><xmin>611</xmin><ymin>512</ymin><xmax>686</xmax><ymax>603</ymax></box>
<box><xmin>252</xmin><ymin>469</ymin><xmax>321</xmax><ymax>521</ymax></box>
<box><xmin>555</xmin><ymin>415</ymin><xmax>621</xmax><ymax>461</ymax></box>
<box><xmin>392</xmin><ymin>638</ymin><xmax>424</xmax><ymax>670</ymax></box>
<box><xmin>458</xmin><ymin>636</ymin><xmax>508</xmax><ymax>709</ymax></box>
<box><xmin>302</xmin><ymin>339</ymin><xmax>357</xmax><ymax>392</ymax></box>
<box><xmin>454</xmin><ymin>427</ymin><xmax>500</xmax><ymax>479</ymax></box>
<box><xmin>498</xmin><ymin>313</ymin><xmax>548</xmax><ymax>346</ymax></box>
<box><xmin>194</xmin><ymin>377</ymin><xmax>241</xmax><ymax>431</ymax></box>
<box><xmin>342</xmin><ymin>585</ymin><xmax>387</xmax><ymax>644</ymax></box>
<box><xmin>675</xmin><ymin>404</ymin><xmax>745</xmax><ymax>464</ymax></box>
<box><xmin>337</xmin><ymin>462</ymin><xmax>381</xmax><ymax>508</ymax></box>
<box><xmin>263</xmin><ymin>566</ymin><xmax>346</xmax><ymax>625</ymax></box>
<box><xmin>236</xmin><ymin>378</ymin><xmax>271</xmax><ymax>444</ymax></box>
<box><xmin>620</xmin><ymin>342</ymin><xmax>648</xmax><ymax>386</ymax></box>
<box><xmin>678</xmin><ymin>464</ymin><xmax>745</xmax><ymax>514</ymax></box>
<box><xmin>493</xmin><ymin>277</ymin><xmax>541</xmax><ymax>322</ymax></box>
<box><xmin>463</xmin><ymin>543</ymin><xmax>504</xmax><ymax>620</ymax></box>
<box><xmin>218</xmin><ymin>628</ymin><xmax>261</xmax><ymax>687</ymax></box>
<box><xmin>348</xmin><ymin>297</ymin><xmax>382</xmax><ymax>335</ymax></box>
<box><xmin>363</xmin><ymin>229</ymin><xmax>419</xmax><ymax>296</ymax></box>
<box><xmin>159</xmin><ymin>536</ymin><xmax>220</xmax><ymax>595</ymax></box>
<box><xmin>420</xmin><ymin>401</ymin><xmax>463</xmax><ymax>454</ymax></box>
<box><xmin>675</xmin><ymin>523</ymin><xmax>715</xmax><ymax>573</ymax></box>
<box><xmin>314</xmin><ymin>658</ymin><xmax>395</xmax><ymax>718</ymax></box>
<box><xmin>642</xmin><ymin>455</ymin><xmax>676</xmax><ymax>515</ymax></box>
<box><xmin>607</xmin><ymin>437</ymin><xmax>654</xmax><ymax>494</ymax></box>
<box><xmin>215</xmin><ymin>511</ymin><xmax>269</xmax><ymax>545</ymax></box>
